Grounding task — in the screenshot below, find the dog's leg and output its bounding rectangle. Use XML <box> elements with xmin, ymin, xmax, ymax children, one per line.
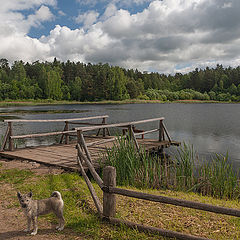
<box><xmin>31</xmin><ymin>216</ymin><xmax>38</xmax><ymax>235</ymax></box>
<box><xmin>24</xmin><ymin>217</ymin><xmax>31</xmax><ymax>232</ymax></box>
<box><xmin>55</xmin><ymin>211</ymin><xmax>65</xmax><ymax>231</ymax></box>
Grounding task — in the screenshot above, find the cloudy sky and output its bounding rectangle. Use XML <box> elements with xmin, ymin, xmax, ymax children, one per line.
<box><xmin>1</xmin><ymin>0</ymin><xmax>240</xmax><ymax>73</ymax></box>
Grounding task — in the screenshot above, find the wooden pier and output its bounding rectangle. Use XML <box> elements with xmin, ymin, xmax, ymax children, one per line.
<box><xmin>0</xmin><ymin>116</ymin><xmax>180</xmax><ymax>171</ymax></box>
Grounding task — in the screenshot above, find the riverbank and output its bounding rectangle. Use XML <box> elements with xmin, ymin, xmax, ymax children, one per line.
<box><xmin>0</xmin><ymin>99</ymin><xmax>233</xmax><ymax>107</ymax></box>
<box><xmin>0</xmin><ymin>158</ymin><xmax>239</xmax><ymax>240</ymax></box>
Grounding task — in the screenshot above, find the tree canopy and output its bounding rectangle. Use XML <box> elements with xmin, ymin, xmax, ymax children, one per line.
<box><xmin>0</xmin><ymin>59</ymin><xmax>240</xmax><ymax>102</ymax></box>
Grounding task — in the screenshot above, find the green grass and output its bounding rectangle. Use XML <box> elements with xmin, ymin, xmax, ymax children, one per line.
<box><xmin>0</xmin><ymin>166</ymin><xmax>239</xmax><ymax>239</ymax></box>
<box><xmin>0</xmin><ymin>168</ymin><xmax>33</xmax><ymax>185</ymax></box>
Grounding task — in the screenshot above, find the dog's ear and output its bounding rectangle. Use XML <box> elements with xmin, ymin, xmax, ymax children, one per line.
<box><xmin>17</xmin><ymin>192</ymin><xmax>22</xmax><ymax>199</ymax></box>
<box><xmin>27</xmin><ymin>191</ymin><xmax>33</xmax><ymax>198</ymax></box>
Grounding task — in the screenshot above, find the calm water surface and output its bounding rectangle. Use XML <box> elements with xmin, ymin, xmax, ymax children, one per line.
<box><xmin>0</xmin><ymin>103</ymin><xmax>240</xmax><ymax>169</ymax></box>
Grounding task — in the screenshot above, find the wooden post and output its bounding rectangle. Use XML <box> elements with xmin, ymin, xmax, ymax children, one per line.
<box><xmin>64</xmin><ymin>121</ymin><xmax>69</xmax><ymax>144</ymax></box>
<box><xmin>77</xmin><ymin>156</ymin><xmax>103</xmax><ymax>215</ymax></box>
<box><xmin>96</xmin><ymin>117</ymin><xmax>110</xmax><ymax>137</ymax></box>
<box><xmin>128</xmin><ymin>125</ymin><xmax>141</xmax><ymax>155</ymax></box>
<box><xmin>159</xmin><ymin>120</ymin><xmax>164</xmax><ymax>141</ymax></box>
<box><xmin>0</xmin><ymin>124</ymin><xmax>10</xmax><ymax>151</ymax></box>
<box><xmin>103</xmin><ymin>166</ymin><xmax>116</xmax><ymax>218</ymax></box>
<box><xmin>8</xmin><ymin>122</ymin><xmax>14</xmax><ymax>151</ymax></box>
<box><xmin>60</xmin><ymin>121</ymin><xmax>69</xmax><ymax>144</ymax></box>
<box><xmin>77</xmin><ymin>130</ymin><xmax>93</xmax><ymax>163</ymax></box>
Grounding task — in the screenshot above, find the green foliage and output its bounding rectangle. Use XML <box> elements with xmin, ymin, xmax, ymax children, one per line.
<box><xmin>103</xmin><ymin>139</ymin><xmax>240</xmax><ymax>200</ymax></box>
<box><xmin>1</xmin><ymin>58</ymin><xmax>240</xmax><ymax>102</ymax></box>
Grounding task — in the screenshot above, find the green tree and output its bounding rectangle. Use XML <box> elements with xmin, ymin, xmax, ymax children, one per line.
<box><xmin>70</xmin><ymin>76</ymin><xmax>82</xmax><ymax>101</ymax></box>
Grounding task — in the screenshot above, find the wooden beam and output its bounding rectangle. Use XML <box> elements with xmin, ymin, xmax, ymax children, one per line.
<box><xmin>134</xmin><ymin>128</ymin><xmax>159</xmax><ymax>137</ymax></box>
<box><xmin>107</xmin><ymin>187</ymin><xmax>240</xmax><ymax>217</ymax></box>
<box><xmin>129</xmin><ymin>125</ymin><xmax>140</xmax><ymax>154</ymax></box>
<box><xmin>78</xmin><ymin>130</ymin><xmax>93</xmax><ymax>163</ymax></box>
<box><xmin>76</xmin><ymin>117</ymin><xmax>165</xmax><ymax>132</ymax></box>
<box><xmin>162</xmin><ymin>122</ymin><xmax>171</xmax><ymax>142</ymax></box>
<box><xmin>0</xmin><ymin>125</ymin><xmax>10</xmax><ymax>151</ymax></box>
<box><xmin>8</xmin><ymin>122</ymin><xmax>14</xmax><ymax>151</ymax></box>
<box><xmin>107</xmin><ymin>217</ymin><xmax>211</xmax><ymax>240</ymax></box>
<box><xmin>76</xmin><ymin>144</ymin><xmax>104</xmax><ymax>188</ymax></box>
<box><xmin>10</xmin><ymin>130</ymin><xmax>76</xmax><ymax>139</ymax></box>
<box><xmin>77</xmin><ymin>156</ymin><xmax>103</xmax><ymax>215</ymax></box>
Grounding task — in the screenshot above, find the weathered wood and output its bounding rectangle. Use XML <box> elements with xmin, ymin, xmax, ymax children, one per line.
<box><xmin>59</xmin><ymin>121</ymin><xmax>69</xmax><ymax>144</ymax></box>
<box><xmin>0</xmin><ymin>125</ymin><xmax>10</xmax><ymax>151</ymax></box>
<box><xmin>107</xmin><ymin>217</ymin><xmax>211</xmax><ymax>240</ymax></box>
<box><xmin>162</xmin><ymin>122</ymin><xmax>171</xmax><ymax>142</ymax></box>
<box><xmin>76</xmin><ymin>144</ymin><xmax>104</xmax><ymax>188</ymax></box>
<box><xmin>68</xmin><ymin>122</ymin><xmax>107</xmax><ymax>126</ymax></box>
<box><xmin>96</xmin><ymin>117</ymin><xmax>109</xmax><ymax>137</ymax></box>
<box><xmin>159</xmin><ymin>120</ymin><xmax>164</xmax><ymax>142</ymax></box>
<box><xmin>4</xmin><ymin>115</ymin><xmax>109</xmax><ymax>123</ymax></box>
<box><xmin>103</xmin><ymin>166</ymin><xmax>116</xmax><ymax>218</ymax></box>
<box><xmin>76</xmin><ymin>117</ymin><xmax>165</xmax><ymax>132</ymax></box>
<box><xmin>129</xmin><ymin>125</ymin><xmax>140</xmax><ymax>154</ymax></box>
<box><xmin>8</xmin><ymin>122</ymin><xmax>14</xmax><ymax>151</ymax></box>
<box><xmin>107</xmin><ymin>187</ymin><xmax>240</xmax><ymax>217</ymax></box>
<box><xmin>134</xmin><ymin>128</ymin><xmax>159</xmax><ymax>137</ymax></box>
<box><xmin>77</xmin><ymin>130</ymin><xmax>93</xmax><ymax>163</ymax></box>
<box><xmin>10</xmin><ymin>130</ymin><xmax>76</xmax><ymax>139</ymax></box>
<box><xmin>86</xmin><ymin>135</ymin><xmax>128</xmax><ymax>147</ymax></box>
<box><xmin>77</xmin><ymin>156</ymin><xmax>103</xmax><ymax>215</ymax></box>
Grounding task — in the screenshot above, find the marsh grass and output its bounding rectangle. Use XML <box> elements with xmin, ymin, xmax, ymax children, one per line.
<box><xmin>103</xmin><ymin>138</ymin><xmax>240</xmax><ymax>199</ymax></box>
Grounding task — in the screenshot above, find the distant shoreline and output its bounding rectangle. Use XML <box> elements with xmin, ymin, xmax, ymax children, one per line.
<box><xmin>0</xmin><ymin>99</ymin><xmax>237</xmax><ymax>107</ymax></box>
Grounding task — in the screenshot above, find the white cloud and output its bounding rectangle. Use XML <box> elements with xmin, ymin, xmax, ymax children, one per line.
<box><xmin>75</xmin><ymin>11</ymin><xmax>99</xmax><ymax>28</ymax></box>
<box><xmin>1</xmin><ymin>0</ymin><xmax>240</xmax><ymax>73</ymax></box>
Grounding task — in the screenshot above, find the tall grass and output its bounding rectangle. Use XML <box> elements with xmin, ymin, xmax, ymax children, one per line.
<box><xmin>103</xmin><ymin>138</ymin><xmax>240</xmax><ymax>199</ymax></box>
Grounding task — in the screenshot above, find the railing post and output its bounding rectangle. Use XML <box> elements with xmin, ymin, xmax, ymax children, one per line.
<box><xmin>8</xmin><ymin>122</ymin><xmax>14</xmax><ymax>151</ymax></box>
<box><xmin>158</xmin><ymin>120</ymin><xmax>164</xmax><ymax>142</ymax></box>
<box><xmin>65</xmin><ymin>121</ymin><xmax>69</xmax><ymax>144</ymax></box>
<box><xmin>103</xmin><ymin>166</ymin><xmax>116</xmax><ymax>218</ymax></box>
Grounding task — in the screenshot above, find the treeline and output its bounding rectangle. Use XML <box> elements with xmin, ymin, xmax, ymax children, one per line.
<box><xmin>1</xmin><ymin>58</ymin><xmax>240</xmax><ymax>102</ymax></box>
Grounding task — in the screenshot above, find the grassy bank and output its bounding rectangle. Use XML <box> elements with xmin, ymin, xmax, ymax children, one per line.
<box><xmin>0</xmin><ymin>99</ymin><xmax>231</xmax><ymax>107</ymax></box>
<box><xmin>0</xmin><ymin>161</ymin><xmax>239</xmax><ymax>239</ymax></box>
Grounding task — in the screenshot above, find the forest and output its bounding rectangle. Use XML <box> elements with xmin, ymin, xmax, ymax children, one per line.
<box><xmin>1</xmin><ymin>58</ymin><xmax>240</xmax><ymax>102</ymax></box>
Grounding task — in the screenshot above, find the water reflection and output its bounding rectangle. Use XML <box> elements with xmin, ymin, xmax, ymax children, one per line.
<box><xmin>0</xmin><ymin>103</ymin><xmax>239</xmax><ymax>168</ymax></box>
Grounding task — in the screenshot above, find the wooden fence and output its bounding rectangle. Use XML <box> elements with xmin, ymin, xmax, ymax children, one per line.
<box><xmin>0</xmin><ymin>115</ymin><xmax>109</xmax><ymax>151</ymax></box>
<box><xmin>76</xmin><ymin>123</ymin><xmax>240</xmax><ymax>240</ymax></box>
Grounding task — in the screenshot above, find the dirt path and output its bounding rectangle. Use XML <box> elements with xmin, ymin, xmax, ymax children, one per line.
<box><xmin>0</xmin><ymin>158</ymin><xmax>83</xmax><ymax>240</ymax></box>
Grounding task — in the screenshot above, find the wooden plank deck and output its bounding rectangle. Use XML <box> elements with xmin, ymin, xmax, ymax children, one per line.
<box><xmin>0</xmin><ymin>136</ymin><xmax>180</xmax><ymax>171</ymax></box>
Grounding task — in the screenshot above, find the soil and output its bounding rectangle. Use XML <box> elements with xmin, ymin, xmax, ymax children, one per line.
<box><xmin>0</xmin><ymin>158</ymin><xmax>84</xmax><ymax>240</ymax></box>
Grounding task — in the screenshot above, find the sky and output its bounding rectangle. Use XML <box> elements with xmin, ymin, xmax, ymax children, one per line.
<box><xmin>1</xmin><ymin>0</ymin><xmax>240</xmax><ymax>74</ymax></box>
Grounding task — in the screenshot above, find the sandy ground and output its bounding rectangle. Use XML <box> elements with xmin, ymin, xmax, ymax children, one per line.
<box><xmin>0</xmin><ymin>158</ymin><xmax>84</xmax><ymax>240</ymax></box>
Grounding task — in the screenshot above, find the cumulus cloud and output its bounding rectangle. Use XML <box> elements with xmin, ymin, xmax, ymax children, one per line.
<box><xmin>75</xmin><ymin>11</ymin><xmax>99</xmax><ymax>28</ymax></box>
<box><xmin>1</xmin><ymin>0</ymin><xmax>240</xmax><ymax>73</ymax></box>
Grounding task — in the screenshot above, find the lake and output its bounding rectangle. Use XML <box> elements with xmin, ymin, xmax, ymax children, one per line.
<box><xmin>0</xmin><ymin>103</ymin><xmax>240</xmax><ymax>169</ymax></box>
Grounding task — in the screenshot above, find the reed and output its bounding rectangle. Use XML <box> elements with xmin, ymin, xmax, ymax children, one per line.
<box><xmin>103</xmin><ymin>138</ymin><xmax>240</xmax><ymax>199</ymax></box>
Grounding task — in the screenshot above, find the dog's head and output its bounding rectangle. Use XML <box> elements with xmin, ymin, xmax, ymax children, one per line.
<box><xmin>17</xmin><ymin>191</ymin><xmax>32</xmax><ymax>208</ymax></box>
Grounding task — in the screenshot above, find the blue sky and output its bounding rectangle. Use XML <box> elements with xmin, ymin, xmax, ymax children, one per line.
<box><xmin>1</xmin><ymin>0</ymin><xmax>240</xmax><ymax>73</ymax></box>
<box><xmin>28</xmin><ymin>1</ymin><xmax>151</xmax><ymax>38</ymax></box>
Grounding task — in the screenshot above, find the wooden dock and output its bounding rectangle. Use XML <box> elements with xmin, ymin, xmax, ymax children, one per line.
<box><xmin>0</xmin><ymin>116</ymin><xmax>180</xmax><ymax>171</ymax></box>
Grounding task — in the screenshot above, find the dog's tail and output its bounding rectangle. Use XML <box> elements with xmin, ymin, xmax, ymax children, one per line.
<box><xmin>51</xmin><ymin>191</ymin><xmax>62</xmax><ymax>200</ymax></box>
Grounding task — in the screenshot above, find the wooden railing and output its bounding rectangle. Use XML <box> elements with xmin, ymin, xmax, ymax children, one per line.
<box><xmin>0</xmin><ymin>115</ymin><xmax>109</xmax><ymax>151</ymax></box>
<box><xmin>75</xmin><ymin>121</ymin><xmax>240</xmax><ymax>240</ymax></box>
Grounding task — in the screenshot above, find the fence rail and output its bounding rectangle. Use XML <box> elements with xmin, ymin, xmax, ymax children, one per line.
<box><xmin>75</xmin><ymin>123</ymin><xmax>240</xmax><ymax>240</ymax></box>
<box><xmin>0</xmin><ymin>115</ymin><xmax>109</xmax><ymax>151</ymax></box>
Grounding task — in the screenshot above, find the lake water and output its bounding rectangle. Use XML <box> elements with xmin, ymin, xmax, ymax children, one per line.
<box><xmin>0</xmin><ymin>103</ymin><xmax>240</xmax><ymax>169</ymax></box>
